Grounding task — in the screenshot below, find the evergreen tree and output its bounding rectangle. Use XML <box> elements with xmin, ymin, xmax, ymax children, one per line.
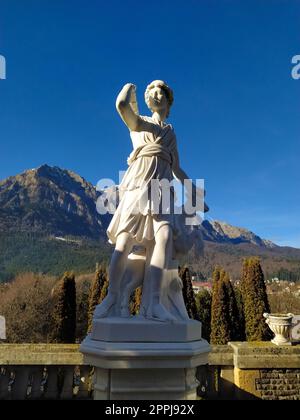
<box><xmin>210</xmin><ymin>267</ymin><xmax>231</xmax><ymax>344</ymax></box>
<box><xmin>211</xmin><ymin>266</ymin><xmax>221</xmax><ymax>296</ymax></box>
<box><xmin>195</xmin><ymin>289</ymin><xmax>212</xmax><ymax>341</ymax></box>
<box><xmin>223</xmin><ymin>272</ymin><xmax>242</xmax><ymax>341</ymax></box>
<box><xmin>52</xmin><ymin>272</ymin><xmax>76</xmax><ymax>343</ymax></box>
<box><xmin>240</xmin><ymin>257</ymin><xmax>271</xmax><ymax>341</ymax></box>
<box><xmin>179</xmin><ymin>266</ymin><xmax>199</xmax><ymax>320</ymax></box>
<box><xmin>87</xmin><ymin>265</ymin><xmax>106</xmax><ymax>333</ymax></box>
<box><xmin>130</xmin><ymin>286</ymin><xmax>142</xmax><ymax>315</ymax></box>
<box><xmin>99</xmin><ymin>274</ymin><xmax>109</xmax><ymax>303</ymax></box>
<box><xmin>234</xmin><ymin>286</ymin><xmax>246</xmax><ymax>341</ymax></box>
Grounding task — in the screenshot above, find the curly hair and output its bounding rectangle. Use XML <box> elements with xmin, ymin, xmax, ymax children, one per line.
<box><xmin>144</xmin><ymin>80</ymin><xmax>174</xmax><ymax>117</ymax></box>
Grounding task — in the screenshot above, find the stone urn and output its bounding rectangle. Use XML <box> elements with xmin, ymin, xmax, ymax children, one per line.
<box><xmin>263</xmin><ymin>313</ymin><xmax>294</xmax><ymax>346</ymax></box>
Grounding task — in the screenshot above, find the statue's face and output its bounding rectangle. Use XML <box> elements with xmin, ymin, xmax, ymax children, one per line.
<box><xmin>148</xmin><ymin>85</ymin><xmax>168</xmax><ymax>113</ymax></box>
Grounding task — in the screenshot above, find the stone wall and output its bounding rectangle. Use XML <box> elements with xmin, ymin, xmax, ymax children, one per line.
<box><xmin>197</xmin><ymin>342</ymin><xmax>300</xmax><ymax>400</ymax></box>
<box><xmin>0</xmin><ymin>342</ymin><xmax>300</xmax><ymax>400</ymax></box>
<box><xmin>256</xmin><ymin>369</ymin><xmax>300</xmax><ymax>400</ymax></box>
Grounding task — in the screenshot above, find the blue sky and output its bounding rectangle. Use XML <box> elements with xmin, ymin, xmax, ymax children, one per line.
<box><xmin>0</xmin><ymin>0</ymin><xmax>299</xmax><ymax>247</ymax></box>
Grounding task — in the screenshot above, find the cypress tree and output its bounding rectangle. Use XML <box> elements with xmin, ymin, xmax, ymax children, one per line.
<box><xmin>87</xmin><ymin>265</ymin><xmax>106</xmax><ymax>332</ymax></box>
<box><xmin>241</xmin><ymin>257</ymin><xmax>271</xmax><ymax>341</ymax></box>
<box><xmin>223</xmin><ymin>272</ymin><xmax>242</xmax><ymax>341</ymax></box>
<box><xmin>195</xmin><ymin>289</ymin><xmax>212</xmax><ymax>341</ymax></box>
<box><xmin>130</xmin><ymin>286</ymin><xmax>142</xmax><ymax>315</ymax></box>
<box><xmin>234</xmin><ymin>286</ymin><xmax>246</xmax><ymax>341</ymax></box>
<box><xmin>99</xmin><ymin>274</ymin><xmax>109</xmax><ymax>303</ymax></box>
<box><xmin>52</xmin><ymin>272</ymin><xmax>76</xmax><ymax>343</ymax></box>
<box><xmin>210</xmin><ymin>267</ymin><xmax>231</xmax><ymax>344</ymax></box>
<box><xmin>179</xmin><ymin>266</ymin><xmax>199</xmax><ymax>320</ymax></box>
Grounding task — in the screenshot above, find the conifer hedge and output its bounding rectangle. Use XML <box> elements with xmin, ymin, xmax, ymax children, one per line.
<box><xmin>240</xmin><ymin>257</ymin><xmax>271</xmax><ymax>341</ymax></box>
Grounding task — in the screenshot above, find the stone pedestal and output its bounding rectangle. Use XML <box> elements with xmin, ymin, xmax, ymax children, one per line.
<box><xmin>80</xmin><ymin>317</ymin><xmax>210</xmax><ymax>400</ymax></box>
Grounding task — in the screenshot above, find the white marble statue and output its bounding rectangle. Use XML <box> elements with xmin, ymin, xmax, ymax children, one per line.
<box><xmin>93</xmin><ymin>81</ymin><xmax>207</xmax><ymax>322</ymax></box>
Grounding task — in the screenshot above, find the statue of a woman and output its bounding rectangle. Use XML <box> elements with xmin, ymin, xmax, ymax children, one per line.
<box><xmin>94</xmin><ymin>81</ymin><xmax>206</xmax><ymax>322</ymax></box>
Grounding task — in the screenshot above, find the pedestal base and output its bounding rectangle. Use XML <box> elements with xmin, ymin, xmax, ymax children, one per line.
<box><xmin>91</xmin><ymin>317</ymin><xmax>202</xmax><ymax>342</ymax></box>
<box><xmin>93</xmin><ymin>366</ymin><xmax>201</xmax><ymax>400</ymax></box>
<box><xmin>80</xmin><ymin>318</ymin><xmax>210</xmax><ymax>400</ymax></box>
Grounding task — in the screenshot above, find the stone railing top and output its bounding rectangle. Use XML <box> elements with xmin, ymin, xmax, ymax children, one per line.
<box><xmin>208</xmin><ymin>345</ymin><xmax>233</xmax><ymax>366</ymax></box>
<box><xmin>1</xmin><ymin>342</ymin><xmax>300</xmax><ymax>369</ymax></box>
<box><xmin>229</xmin><ymin>341</ymin><xmax>300</xmax><ymax>353</ymax></box>
<box><xmin>0</xmin><ymin>344</ymin><xmax>83</xmax><ymax>366</ymax></box>
<box><xmin>229</xmin><ymin>342</ymin><xmax>300</xmax><ymax>369</ymax></box>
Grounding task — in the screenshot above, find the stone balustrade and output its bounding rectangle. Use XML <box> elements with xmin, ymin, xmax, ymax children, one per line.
<box><xmin>0</xmin><ymin>342</ymin><xmax>299</xmax><ymax>400</ymax></box>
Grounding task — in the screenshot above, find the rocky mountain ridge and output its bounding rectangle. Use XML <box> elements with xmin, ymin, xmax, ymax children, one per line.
<box><xmin>0</xmin><ymin>165</ymin><xmax>299</xmax><ymax>282</ymax></box>
<box><xmin>0</xmin><ymin>165</ymin><xmax>281</xmax><ymax>249</ymax></box>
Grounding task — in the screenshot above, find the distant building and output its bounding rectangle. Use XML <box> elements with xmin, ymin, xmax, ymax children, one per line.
<box><xmin>192</xmin><ymin>282</ymin><xmax>212</xmax><ymax>294</ymax></box>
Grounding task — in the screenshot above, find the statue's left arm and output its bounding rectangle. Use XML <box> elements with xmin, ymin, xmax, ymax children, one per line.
<box><xmin>171</xmin><ymin>144</ymin><xmax>190</xmax><ymax>185</ymax></box>
<box><xmin>172</xmin><ymin>141</ymin><xmax>209</xmax><ymax>212</ymax></box>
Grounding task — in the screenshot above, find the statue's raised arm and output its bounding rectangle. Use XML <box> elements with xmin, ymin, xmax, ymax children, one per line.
<box><xmin>116</xmin><ymin>83</ymin><xmax>147</xmax><ymax>132</ymax></box>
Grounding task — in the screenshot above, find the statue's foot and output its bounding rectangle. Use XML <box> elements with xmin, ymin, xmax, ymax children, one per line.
<box><xmin>147</xmin><ymin>303</ymin><xmax>177</xmax><ymax>323</ymax></box>
<box><xmin>93</xmin><ymin>293</ymin><xmax>117</xmax><ymax>319</ymax></box>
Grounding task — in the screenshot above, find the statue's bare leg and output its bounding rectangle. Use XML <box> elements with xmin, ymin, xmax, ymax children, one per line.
<box><xmin>147</xmin><ymin>224</ymin><xmax>177</xmax><ymax>322</ymax></box>
<box><xmin>93</xmin><ymin>232</ymin><xmax>134</xmax><ymax>319</ymax></box>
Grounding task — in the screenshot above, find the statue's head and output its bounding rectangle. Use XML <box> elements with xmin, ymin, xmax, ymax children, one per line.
<box><xmin>145</xmin><ymin>80</ymin><xmax>174</xmax><ymax>118</ymax></box>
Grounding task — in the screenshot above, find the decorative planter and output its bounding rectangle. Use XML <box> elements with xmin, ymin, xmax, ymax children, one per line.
<box><xmin>263</xmin><ymin>313</ymin><xmax>294</xmax><ymax>346</ymax></box>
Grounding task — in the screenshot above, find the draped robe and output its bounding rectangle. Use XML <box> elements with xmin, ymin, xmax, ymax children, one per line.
<box><xmin>107</xmin><ymin>116</ymin><xmax>179</xmax><ymax>245</ymax></box>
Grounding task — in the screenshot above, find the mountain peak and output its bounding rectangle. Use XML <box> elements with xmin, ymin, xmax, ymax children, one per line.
<box><xmin>202</xmin><ymin>219</ymin><xmax>277</xmax><ymax>248</ymax></box>
<box><xmin>33</xmin><ymin>164</ymin><xmax>74</xmax><ymax>179</ymax></box>
<box><xmin>0</xmin><ymin>165</ymin><xmax>108</xmax><ymax>238</ymax></box>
